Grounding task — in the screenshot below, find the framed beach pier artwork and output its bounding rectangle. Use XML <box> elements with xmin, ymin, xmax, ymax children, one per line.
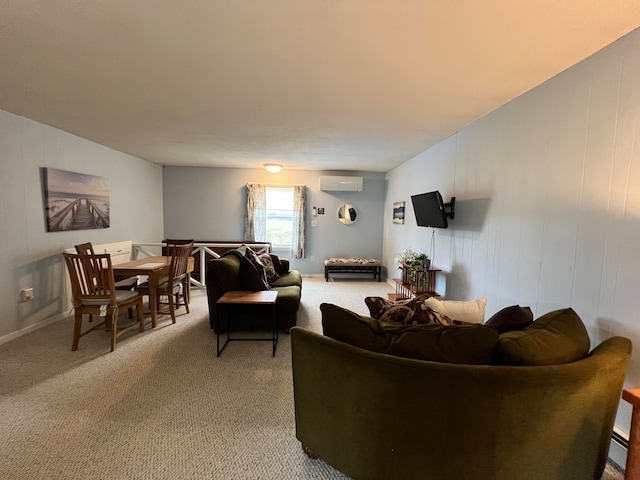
<box><xmin>43</xmin><ymin>168</ymin><xmax>110</xmax><ymax>232</ymax></box>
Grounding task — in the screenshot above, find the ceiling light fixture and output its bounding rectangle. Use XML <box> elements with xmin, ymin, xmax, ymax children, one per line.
<box><xmin>264</xmin><ymin>163</ymin><xmax>283</xmax><ymax>173</ymax></box>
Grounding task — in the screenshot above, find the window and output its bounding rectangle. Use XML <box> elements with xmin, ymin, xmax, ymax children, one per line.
<box><xmin>266</xmin><ymin>186</ymin><xmax>294</xmax><ymax>249</ymax></box>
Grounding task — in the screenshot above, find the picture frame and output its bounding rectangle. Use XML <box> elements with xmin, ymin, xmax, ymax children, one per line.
<box><xmin>393</xmin><ymin>201</ymin><xmax>405</xmax><ymax>224</ymax></box>
<box><xmin>43</xmin><ymin>168</ymin><xmax>110</xmax><ymax>232</ymax></box>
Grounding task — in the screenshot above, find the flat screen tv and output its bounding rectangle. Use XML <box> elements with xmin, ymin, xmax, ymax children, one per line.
<box><xmin>411</xmin><ymin>191</ymin><xmax>454</xmax><ymax>228</ymax></box>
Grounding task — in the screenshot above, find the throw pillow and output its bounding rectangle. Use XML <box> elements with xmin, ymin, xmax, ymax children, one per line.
<box><xmin>484</xmin><ymin>305</ymin><xmax>534</xmax><ymax>334</ymax></box>
<box><xmin>495</xmin><ymin>308</ymin><xmax>590</xmax><ymax>366</ymax></box>
<box><xmin>320</xmin><ymin>303</ymin><xmax>390</xmax><ymax>353</ymax></box>
<box><xmin>259</xmin><ymin>253</ymin><xmax>280</xmax><ymax>283</ymax></box>
<box><xmin>423</xmin><ymin>297</ymin><xmax>487</xmax><ymax>324</ymax></box>
<box><xmin>364</xmin><ymin>295</ymin><xmax>452</xmax><ymax>325</ymax></box>
<box><xmin>269</xmin><ymin>254</ymin><xmax>287</xmax><ymax>275</ymax></box>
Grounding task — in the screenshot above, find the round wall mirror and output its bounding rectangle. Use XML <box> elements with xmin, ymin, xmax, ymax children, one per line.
<box><xmin>338</xmin><ymin>204</ymin><xmax>358</xmax><ymax>225</ymax></box>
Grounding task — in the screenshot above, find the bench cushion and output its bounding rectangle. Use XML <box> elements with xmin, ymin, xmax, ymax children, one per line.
<box><xmin>325</xmin><ymin>258</ymin><xmax>381</xmax><ymax>266</ymax></box>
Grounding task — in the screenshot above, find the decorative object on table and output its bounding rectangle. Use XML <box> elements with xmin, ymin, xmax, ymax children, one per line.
<box><xmin>337</xmin><ymin>203</ymin><xmax>357</xmax><ymax>224</ymax></box>
<box><xmin>43</xmin><ymin>167</ymin><xmax>110</xmax><ymax>232</ymax></box>
<box><xmin>393</xmin><ymin>248</ymin><xmax>419</xmax><ymax>266</ymax></box>
<box><xmin>393</xmin><ymin>201</ymin><xmax>405</xmax><ymax>224</ymax></box>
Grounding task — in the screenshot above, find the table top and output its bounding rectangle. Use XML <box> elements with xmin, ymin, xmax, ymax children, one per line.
<box><xmin>113</xmin><ymin>256</ymin><xmax>194</xmax><ymax>274</ymax></box>
<box><xmin>217</xmin><ymin>290</ymin><xmax>278</xmax><ymax>305</ymax></box>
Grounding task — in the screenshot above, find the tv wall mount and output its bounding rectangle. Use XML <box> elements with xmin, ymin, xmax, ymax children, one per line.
<box><xmin>444</xmin><ymin>197</ymin><xmax>455</xmax><ymax>220</ymax></box>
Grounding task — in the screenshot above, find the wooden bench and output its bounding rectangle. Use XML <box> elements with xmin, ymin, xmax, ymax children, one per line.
<box><xmin>324</xmin><ymin>258</ymin><xmax>381</xmax><ymax>282</ymax></box>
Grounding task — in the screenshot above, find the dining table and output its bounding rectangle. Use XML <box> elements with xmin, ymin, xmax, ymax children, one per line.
<box><xmin>113</xmin><ymin>255</ymin><xmax>194</xmax><ymax>328</ymax></box>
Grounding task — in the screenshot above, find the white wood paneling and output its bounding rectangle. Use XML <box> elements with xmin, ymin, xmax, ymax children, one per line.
<box><xmin>384</xmin><ymin>28</ymin><xmax>640</xmax><ymax>446</ymax></box>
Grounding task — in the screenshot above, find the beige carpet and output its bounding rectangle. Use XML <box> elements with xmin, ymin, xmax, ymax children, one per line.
<box><xmin>0</xmin><ymin>278</ymin><xmax>625</xmax><ymax>479</ymax></box>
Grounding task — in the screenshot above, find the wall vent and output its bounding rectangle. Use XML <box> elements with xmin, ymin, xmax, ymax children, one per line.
<box><xmin>319</xmin><ymin>176</ymin><xmax>363</xmax><ymax>192</ymax></box>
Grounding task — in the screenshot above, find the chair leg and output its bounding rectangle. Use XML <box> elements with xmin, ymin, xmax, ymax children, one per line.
<box><xmin>137</xmin><ymin>299</ymin><xmax>144</xmax><ymax>332</ymax></box>
<box><xmin>72</xmin><ymin>310</ymin><xmax>83</xmax><ymax>351</ymax></box>
<box><xmin>168</xmin><ymin>292</ymin><xmax>177</xmax><ymax>324</ymax></box>
<box><xmin>109</xmin><ymin>309</ymin><xmax>117</xmax><ymax>352</ymax></box>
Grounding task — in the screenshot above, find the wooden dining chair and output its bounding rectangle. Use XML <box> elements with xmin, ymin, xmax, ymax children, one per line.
<box><xmin>63</xmin><ymin>252</ymin><xmax>145</xmax><ymax>352</ymax></box>
<box><xmin>163</xmin><ymin>238</ymin><xmax>195</xmax><ymax>304</ymax></box>
<box><xmin>75</xmin><ymin>242</ymin><xmax>138</xmax><ymax>291</ymax></box>
<box><xmin>137</xmin><ymin>242</ymin><xmax>194</xmax><ymax>324</ymax></box>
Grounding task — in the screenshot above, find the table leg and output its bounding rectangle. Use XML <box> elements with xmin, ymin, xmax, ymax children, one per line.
<box><xmin>272</xmin><ymin>303</ymin><xmax>278</xmax><ymax>356</ymax></box>
<box><xmin>623</xmin><ymin>389</ymin><xmax>640</xmax><ymax>480</ymax></box>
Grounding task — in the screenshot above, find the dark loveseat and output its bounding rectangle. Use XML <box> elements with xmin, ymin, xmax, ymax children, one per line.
<box><xmin>206</xmin><ymin>249</ymin><xmax>302</xmax><ymax>332</ymax></box>
<box><xmin>292</xmin><ymin>304</ymin><xmax>632</xmax><ymax>480</ymax></box>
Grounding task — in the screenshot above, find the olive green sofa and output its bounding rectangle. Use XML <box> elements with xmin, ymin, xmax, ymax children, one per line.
<box><xmin>291</xmin><ymin>304</ymin><xmax>631</xmax><ymax>480</ymax></box>
<box><xmin>206</xmin><ymin>249</ymin><xmax>302</xmax><ymax>332</ymax></box>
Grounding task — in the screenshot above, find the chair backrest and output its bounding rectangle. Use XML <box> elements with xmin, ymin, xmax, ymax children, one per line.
<box><xmin>168</xmin><ymin>242</ymin><xmax>194</xmax><ymax>282</ymax></box>
<box><xmin>63</xmin><ymin>252</ymin><xmax>116</xmax><ymax>306</ymax></box>
<box><xmin>163</xmin><ymin>239</ymin><xmax>195</xmax><ymax>256</ymax></box>
<box><xmin>74</xmin><ymin>242</ymin><xmax>96</xmax><ymax>255</ymax></box>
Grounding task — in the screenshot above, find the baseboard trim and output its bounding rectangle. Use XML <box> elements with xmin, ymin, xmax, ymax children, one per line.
<box><xmin>0</xmin><ymin>311</ymin><xmax>69</xmax><ymax>346</ymax></box>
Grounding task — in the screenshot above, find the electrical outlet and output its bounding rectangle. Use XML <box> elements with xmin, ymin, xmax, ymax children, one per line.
<box><xmin>20</xmin><ymin>288</ymin><xmax>34</xmax><ymax>302</ymax></box>
<box><xmin>311</xmin><ymin>220</ymin><xmax>318</xmax><ymax>227</ymax></box>
<box><xmin>310</xmin><ymin>256</ymin><xmax>314</xmax><ymax>261</ymax></box>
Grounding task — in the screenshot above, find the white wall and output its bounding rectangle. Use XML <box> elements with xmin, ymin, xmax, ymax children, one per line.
<box><xmin>162</xmin><ymin>167</ymin><xmax>385</xmax><ymax>274</ymax></box>
<box><xmin>0</xmin><ymin>110</ymin><xmax>164</xmax><ymax>341</ymax></box>
<box><xmin>384</xmin><ymin>28</ymin><xmax>640</xmax><ymax>456</ymax></box>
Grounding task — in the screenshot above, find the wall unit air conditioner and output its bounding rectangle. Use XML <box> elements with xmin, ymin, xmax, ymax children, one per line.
<box><xmin>319</xmin><ymin>176</ymin><xmax>363</xmax><ymax>192</ymax></box>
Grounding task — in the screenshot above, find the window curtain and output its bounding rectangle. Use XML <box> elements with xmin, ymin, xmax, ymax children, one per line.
<box><xmin>292</xmin><ymin>185</ymin><xmax>307</xmax><ymax>259</ymax></box>
<box><xmin>244</xmin><ymin>183</ymin><xmax>306</xmax><ymax>259</ymax></box>
<box><xmin>244</xmin><ymin>183</ymin><xmax>266</xmax><ymax>241</ymax></box>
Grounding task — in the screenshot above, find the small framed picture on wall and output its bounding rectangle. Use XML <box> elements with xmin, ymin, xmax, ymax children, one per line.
<box><xmin>393</xmin><ymin>201</ymin><xmax>405</xmax><ymax>224</ymax></box>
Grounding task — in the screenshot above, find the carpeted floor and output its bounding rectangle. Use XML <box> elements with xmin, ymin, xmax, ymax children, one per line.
<box><xmin>0</xmin><ymin>278</ymin><xmax>626</xmax><ymax>479</ymax></box>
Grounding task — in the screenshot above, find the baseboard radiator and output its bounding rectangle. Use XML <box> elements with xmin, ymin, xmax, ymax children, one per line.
<box><xmin>612</xmin><ymin>429</ymin><xmax>629</xmax><ymax>450</ymax></box>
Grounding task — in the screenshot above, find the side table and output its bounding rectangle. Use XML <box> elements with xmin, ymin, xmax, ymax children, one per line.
<box><xmin>623</xmin><ymin>388</ymin><xmax>640</xmax><ymax>479</ymax></box>
<box><xmin>216</xmin><ymin>290</ymin><xmax>279</xmax><ymax>357</ymax></box>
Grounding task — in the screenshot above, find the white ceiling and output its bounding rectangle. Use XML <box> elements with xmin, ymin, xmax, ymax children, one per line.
<box><xmin>1</xmin><ymin>1</ymin><xmax>640</xmax><ymax>173</ymax></box>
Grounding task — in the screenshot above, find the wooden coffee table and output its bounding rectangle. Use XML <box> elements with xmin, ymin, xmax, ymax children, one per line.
<box><xmin>215</xmin><ymin>290</ymin><xmax>279</xmax><ymax>357</ymax></box>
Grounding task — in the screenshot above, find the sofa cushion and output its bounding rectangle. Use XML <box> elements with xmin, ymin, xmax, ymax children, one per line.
<box><xmin>384</xmin><ymin>323</ymin><xmax>499</xmax><ymax>365</ymax></box>
<box><xmin>273</xmin><ymin>285</ymin><xmax>302</xmax><ymax>312</ymax></box>
<box><xmin>321</xmin><ymin>303</ymin><xmax>390</xmax><ymax>353</ymax></box>
<box><xmin>364</xmin><ymin>295</ymin><xmax>452</xmax><ymax>325</ymax></box>
<box><xmin>485</xmin><ymin>305</ymin><xmax>534</xmax><ymax>334</ymax></box>
<box><xmin>323</xmin><ymin>303</ymin><xmax>497</xmax><ymax>364</ymax></box>
<box><xmin>271</xmin><ymin>270</ymin><xmax>302</xmax><ymax>288</ymax></box>
<box><xmin>495</xmin><ymin>308</ymin><xmax>590</xmax><ymax>366</ymax></box>
<box><xmin>423</xmin><ymin>297</ymin><xmax>487</xmax><ymax>324</ymax></box>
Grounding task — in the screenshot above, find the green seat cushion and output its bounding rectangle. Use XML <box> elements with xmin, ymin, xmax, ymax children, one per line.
<box><xmin>495</xmin><ymin>308</ymin><xmax>590</xmax><ymax>365</ymax></box>
<box><xmin>274</xmin><ymin>285</ymin><xmax>301</xmax><ymax>312</ymax></box>
<box><xmin>271</xmin><ymin>270</ymin><xmax>302</xmax><ymax>288</ymax></box>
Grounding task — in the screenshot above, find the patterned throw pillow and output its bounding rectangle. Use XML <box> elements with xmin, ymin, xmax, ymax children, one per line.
<box><xmin>364</xmin><ymin>295</ymin><xmax>452</xmax><ymax>325</ymax></box>
<box><xmin>258</xmin><ymin>253</ymin><xmax>280</xmax><ymax>283</ymax></box>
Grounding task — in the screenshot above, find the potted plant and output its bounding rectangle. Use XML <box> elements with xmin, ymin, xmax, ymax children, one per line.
<box><xmin>406</xmin><ymin>252</ymin><xmax>430</xmax><ymax>292</ymax></box>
